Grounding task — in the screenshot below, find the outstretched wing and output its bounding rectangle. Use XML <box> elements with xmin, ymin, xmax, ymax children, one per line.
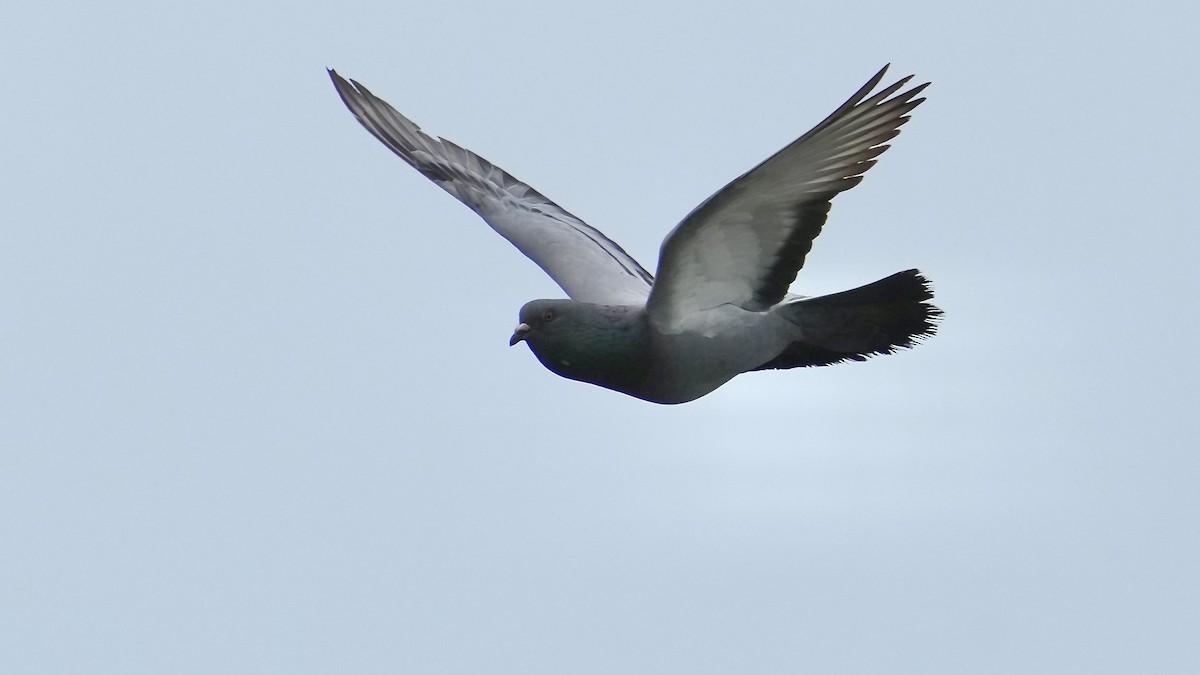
<box><xmin>330</xmin><ymin>70</ymin><xmax>653</xmax><ymax>305</ymax></box>
<box><xmin>646</xmin><ymin>65</ymin><xmax>927</xmax><ymax>330</ymax></box>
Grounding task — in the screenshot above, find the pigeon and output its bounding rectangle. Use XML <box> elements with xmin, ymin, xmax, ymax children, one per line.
<box><xmin>329</xmin><ymin>66</ymin><xmax>941</xmax><ymax>404</ymax></box>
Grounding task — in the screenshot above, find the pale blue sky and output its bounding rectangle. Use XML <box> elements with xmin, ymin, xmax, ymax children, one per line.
<box><xmin>3</xmin><ymin>1</ymin><xmax>1198</xmax><ymax>673</ymax></box>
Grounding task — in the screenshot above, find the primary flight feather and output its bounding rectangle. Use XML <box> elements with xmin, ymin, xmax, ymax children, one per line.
<box><xmin>329</xmin><ymin>65</ymin><xmax>941</xmax><ymax>403</ymax></box>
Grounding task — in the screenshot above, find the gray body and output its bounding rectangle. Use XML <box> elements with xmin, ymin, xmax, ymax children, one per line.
<box><xmin>331</xmin><ymin>66</ymin><xmax>941</xmax><ymax>404</ymax></box>
<box><xmin>513</xmin><ymin>301</ymin><xmax>797</xmax><ymax>404</ymax></box>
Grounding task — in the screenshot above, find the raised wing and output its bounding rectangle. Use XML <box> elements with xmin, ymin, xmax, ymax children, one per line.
<box><xmin>646</xmin><ymin>65</ymin><xmax>927</xmax><ymax>330</ymax></box>
<box><xmin>330</xmin><ymin>70</ymin><xmax>653</xmax><ymax>305</ymax></box>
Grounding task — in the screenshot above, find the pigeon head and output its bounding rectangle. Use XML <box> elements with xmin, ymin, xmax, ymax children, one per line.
<box><xmin>509</xmin><ymin>300</ymin><xmax>652</xmax><ymax>395</ymax></box>
<box><xmin>509</xmin><ymin>299</ymin><xmax>575</xmax><ymax>348</ymax></box>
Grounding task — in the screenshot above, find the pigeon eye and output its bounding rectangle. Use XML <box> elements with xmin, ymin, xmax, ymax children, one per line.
<box><xmin>543</xmin><ymin>309</ymin><xmax>555</xmax><ymax>323</ymax></box>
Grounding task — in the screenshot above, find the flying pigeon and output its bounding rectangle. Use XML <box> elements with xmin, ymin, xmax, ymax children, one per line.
<box><xmin>329</xmin><ymin>66</ymin><xmax>941</xmax><ymax>404</ymax></box>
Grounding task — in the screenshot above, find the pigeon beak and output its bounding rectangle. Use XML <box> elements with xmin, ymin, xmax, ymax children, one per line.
<box><xmin>509</xmin><ymin>323</ymin><xmax>531</xmax><ymax>346</ymax></box>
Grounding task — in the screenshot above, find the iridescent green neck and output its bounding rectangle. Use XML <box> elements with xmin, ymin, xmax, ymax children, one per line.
<box><xmin>529</xmin><ymin>305</ymin><xmax>652</xmax><ymax>396</ymax></box>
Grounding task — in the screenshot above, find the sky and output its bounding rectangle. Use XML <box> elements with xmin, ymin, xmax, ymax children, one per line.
<box><xmin>2</xmin><ymin>1</ymin><xmax>1198</xmax><ymax>673</ymax></box>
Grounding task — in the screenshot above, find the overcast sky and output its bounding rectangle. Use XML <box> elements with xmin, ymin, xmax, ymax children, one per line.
<box><xmin>3</xmin><ymin>1</ymin><xmax>1198</xmax><ymax>673</ymax></box>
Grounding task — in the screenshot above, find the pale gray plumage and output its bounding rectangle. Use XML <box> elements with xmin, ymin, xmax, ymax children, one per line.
<box><xmin>330</xmin><ymin>66</ymin><xmax>941</xmax><ymax>404</ymax></box>
<box><xmin>329</xmin><ymin>72</ymin><xmax>652</xmax><ymax>306</ymax></box>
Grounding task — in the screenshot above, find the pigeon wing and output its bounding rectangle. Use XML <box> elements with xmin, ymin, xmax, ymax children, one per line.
<box><xmin>646</xmin><ymin>66</ymin><xmax>927</xmax><ymax>330</ymax></box>
<box><xmin>330</xmin><ymin>70</ymin><xmax>653</xmax><ymax>305</ymax></box>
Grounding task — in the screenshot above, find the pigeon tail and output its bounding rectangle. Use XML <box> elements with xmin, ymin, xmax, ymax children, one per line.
<box><xmin>753</xmin><ymin>269</ymin><xmax>941</xmax><ymax>370</ymax></box>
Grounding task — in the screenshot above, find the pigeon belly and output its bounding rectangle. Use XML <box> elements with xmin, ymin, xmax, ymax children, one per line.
<box><xmin>530</xmin><ymin>305</ymin><xmax>796</xmax><ymax>404</ymax></box>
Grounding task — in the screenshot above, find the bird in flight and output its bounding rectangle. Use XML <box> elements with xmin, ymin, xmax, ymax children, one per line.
<box><xmin>329</xmin><ymin>66</ymin><xmax>941</xmax><ymax>404</ymax></box>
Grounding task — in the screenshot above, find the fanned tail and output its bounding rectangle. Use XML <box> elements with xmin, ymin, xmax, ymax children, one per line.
<box><xmin>754</xmin><ymin>269</ymin><xmax>941</xmax><ymax>370</ymax></box>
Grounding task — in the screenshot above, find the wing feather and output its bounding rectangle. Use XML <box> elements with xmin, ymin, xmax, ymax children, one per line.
<box><xmin>329</xmin><ymin>70</ymin><xmax>653</xmax><ymax>304</ymax></box>
<box><xmin>646</xmin><ymin>66</ymin><xmax>928</xmax><ymax>330</ymax></box>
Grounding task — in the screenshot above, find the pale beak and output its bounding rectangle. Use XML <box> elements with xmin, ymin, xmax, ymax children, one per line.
<box><xmin>509</xmin><ymin>323</ymin><xmax>531</xmax><ymax>346</ymax></box>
